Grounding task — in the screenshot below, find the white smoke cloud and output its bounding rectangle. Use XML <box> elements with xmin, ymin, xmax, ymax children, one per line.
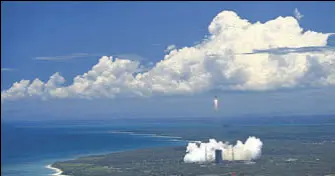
<box><xmin>183</xmin><ymin>136</ymin><xmax>263</xmax><ymax>163</ymax></box>
<box><xmin>2</xmin><ymin>10</ymin><xmax>335</xmax><ymax>102</ymax></box>
<box><xmin>294</xmin><ymin>8</ymin><xmax>304</xmax><ymax>21</ymax></box>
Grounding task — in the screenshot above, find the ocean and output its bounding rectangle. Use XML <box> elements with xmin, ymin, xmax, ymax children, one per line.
<box><xmin>2</xmin><ymin>115</ymin><xmax>335</xmax><ymax>176</ymax></box>
<box><xmin>1</xmin><ymin>119</ymin><xmax>188</xmax><ymax>176</ymax></box>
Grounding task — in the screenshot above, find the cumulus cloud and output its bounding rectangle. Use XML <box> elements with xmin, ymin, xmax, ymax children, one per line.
<box><xmin>183</xmin><ymin>136</ymin><xmax>263</xmax><ymax>163</ymax></box>
<box><xmin>2</xmin><ymin>10</ymin><xmax>335</xmax><ymax>102</ymax></box>
<box><xmin>1</xmin><ymin>72</ymin><xmax>67</xmax><ymax>102</ymax></box>
<box><xmin>294</xmin><ymin>8</ymin><xmax>304</xmax><ymax>21</ymax></box>
<box><xmin>114</xmin><ymin>54</ymin><xmax>147</xmax><ymax>62</ymax></box>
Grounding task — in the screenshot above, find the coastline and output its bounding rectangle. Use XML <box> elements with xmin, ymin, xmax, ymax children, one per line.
<box><xmin>45</xmin><ymin>164</ymin><xmax>68</xmax><ymax>176</ymax></box>
<box><xmin>44</xmin><ymin>150</ymin><xmax>135</xmax><ymax>176</ymax></box>
<box><xmin>45</xmin><ymin>144</ymin><xmax>187</xmax><ymax>176</ymax></box>
<box><xmin>44</xmin><ymin>132</ymin><xmax>187</xmax><ymax>176</ymax></box>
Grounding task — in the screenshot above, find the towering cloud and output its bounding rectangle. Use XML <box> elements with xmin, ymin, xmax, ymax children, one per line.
<box><xmin>2</xmin><ymin>10</ymin><xmax>335</xmax><ymax>102</ymax></box>
<box><xmin>183</xmin><ymin>136</ymin><xmax>263</xmax><ymax>163</ymax></box>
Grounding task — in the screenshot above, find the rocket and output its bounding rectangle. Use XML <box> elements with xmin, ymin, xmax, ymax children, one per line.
<box><xmin>213</xmin><ymin>96</ymin><xmax>219</xmax><ymax>111</ymax></box>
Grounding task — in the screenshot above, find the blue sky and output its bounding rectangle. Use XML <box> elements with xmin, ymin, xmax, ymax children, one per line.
<box><xmin>1</xmin><ymin>2</ymin><xmax>335</xmax><ymax>120</ymax></box>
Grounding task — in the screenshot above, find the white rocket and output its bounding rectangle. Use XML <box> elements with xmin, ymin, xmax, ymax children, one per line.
<box><xmin>213</xmin><ymin>96</ymin><xmax>219</xmax><ymax>111</ymax></box>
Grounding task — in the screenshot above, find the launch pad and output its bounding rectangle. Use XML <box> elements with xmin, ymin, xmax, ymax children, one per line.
<box><xmin>213</xmin><ymin>149</ymin><xmax>254</xmax><ymax>165</ymax></box>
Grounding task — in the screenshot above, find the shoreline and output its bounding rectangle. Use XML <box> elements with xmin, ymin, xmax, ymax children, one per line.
<box><xmin>45</xmin><ymin>145</ymin><xmax>187</xmax><ymax>176</ymax></box>
<box><xmin>44</xmin><ymin>132</ymin><xmax>188</xmax><ymax>176</ymax></box>
<box><xmin>45</xmin><ymin>164</ymin><xmax>68</xmax><ymax>176</ymax></box>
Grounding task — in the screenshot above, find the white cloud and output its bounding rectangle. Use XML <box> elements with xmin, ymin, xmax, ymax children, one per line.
<box><xmin>1</xmin><ymin>80</ymin><xmax>30</xmax><ymax>102</ymax></box>
<box><xmin>2</xmin><ymin>10</ymin><xmax>335</xmax><ymax>102</ymax></box>
<box><xmin>1</xmin><ymin>68</ymin><xmax>15</xmax><ymax>72</ymax></box>
<box><xmin>33</xmin><ymin>53</ymin><xmax>96</xmax><ymax>61</ymax></box>
<box><xmin>294</xmin><ymin>8</ymin><xmax>304</xmax><ymax>21</ymax></box>
<box><xmin>164</xmin><ymin>44</ymin><xmax>177</xmax><ymax>53</ymax></box>
<box><xmin>114</xmin><ymin>53</ymin><xmax>148</xmax><ymax>62</ymax></box>
<box><xmin>243</xmin><ymin>46</ymin><xmax>335</xmax><ymax>55</ymax></box>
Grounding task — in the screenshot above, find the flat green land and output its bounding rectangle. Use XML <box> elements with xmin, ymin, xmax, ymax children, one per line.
<box><xmin>52</xmin><ymin>121</ymin><xmax>335</xmax><ymax>176</ymax></box>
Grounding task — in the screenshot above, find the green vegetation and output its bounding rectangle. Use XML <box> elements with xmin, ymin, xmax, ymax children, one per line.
<box><xmin>52</xmin><ymin>122</ymin><xmax>335</xmax><ymax>176</ymax></box>
<box><xmin>52</xmin><ymin>163</ymin><xmax>114</xmax><ymax>176</ymax></box>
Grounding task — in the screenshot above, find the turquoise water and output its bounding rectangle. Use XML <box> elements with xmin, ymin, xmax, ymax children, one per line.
<box><xmin>1</xmin><ymin>120</ymin><xmax>187</xmax><ymax>176</ymax></box>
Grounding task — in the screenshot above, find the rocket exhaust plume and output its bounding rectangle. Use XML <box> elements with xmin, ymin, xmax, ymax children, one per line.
<box><xmin>213</xmin><ymin>96</ymin><xmax>219</xmax><ymax>111</ymax></box>
<box><xmin>183</xmin><ymin>136</ymin><xmax>263</xmax><ymax>163</ymax></box>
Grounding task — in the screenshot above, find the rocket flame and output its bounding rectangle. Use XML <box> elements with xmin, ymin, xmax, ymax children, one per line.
<box><xmin>214</xmin><ymin>97</ymin><xmax>219</xmax><ymax>111</ymax></box>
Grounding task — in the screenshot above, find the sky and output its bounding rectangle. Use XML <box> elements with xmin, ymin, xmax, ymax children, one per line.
<box><xmin>1</xmin><ymin>2</ymin><xmax>335</xmax><ymax>120</ymax></box>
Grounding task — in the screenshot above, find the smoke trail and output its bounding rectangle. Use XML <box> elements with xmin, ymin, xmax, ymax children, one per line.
<box><xmin>183</xmin><ymin>136</ymin><xmax>263</xmax><ymax>163</ymax></box>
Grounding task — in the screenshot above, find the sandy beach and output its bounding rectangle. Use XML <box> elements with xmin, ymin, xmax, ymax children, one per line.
<box><xmin>45</xmin><ymin>164</ymin><xmax>68</xmax><ymax>176</ymax></box>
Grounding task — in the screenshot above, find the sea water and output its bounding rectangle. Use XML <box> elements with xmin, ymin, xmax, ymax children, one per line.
<box><xmin>1</xmin><ymin>119</ymin><xmax>187</xmax><ymax>176</ymax></box>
